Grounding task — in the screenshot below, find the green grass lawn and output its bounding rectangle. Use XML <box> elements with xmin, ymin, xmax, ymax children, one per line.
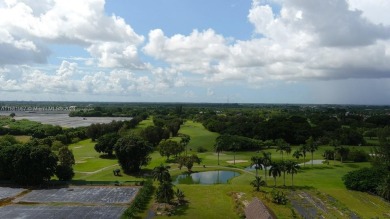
<box><xmin>68</xmin><ymin>120</ymin><xmax>390</xmax><ymax>218</ymax></box>
<box><xmin>178</xmin><ymin>120</ymin><xmax>219</xmax><ymax>152</ymax></box>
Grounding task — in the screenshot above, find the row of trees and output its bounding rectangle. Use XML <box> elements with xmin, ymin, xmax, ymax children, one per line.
<box><xmin>0</xmin><ymin>135</ymin><xmax>75</xmax><ymax>185</ymax></box>
<box><xmin>250</xmin><ymin>153</ymin><xmax>300</xmax><ymax>187</ymax></box>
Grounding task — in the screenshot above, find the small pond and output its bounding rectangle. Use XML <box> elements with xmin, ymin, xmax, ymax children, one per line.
<box><xmin>173</xmin><ymin>170</ymin><xmax>240</xmax><ymax>185</ymax></box>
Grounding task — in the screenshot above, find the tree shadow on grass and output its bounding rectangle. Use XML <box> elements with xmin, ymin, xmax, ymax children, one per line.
<box><xmin>98</xmin><ymin>154</ymin><xmax>117</xmax><ymax>160</ymax></box>
<box><xmin>267</xmin><ymin>185</ymin><xmax>315</xmax><ymax>191</ymax></box>
<box><xmin>300</xmin><ymin>165</ymin><xmax>335</xmax><ymax>171</ymax></box>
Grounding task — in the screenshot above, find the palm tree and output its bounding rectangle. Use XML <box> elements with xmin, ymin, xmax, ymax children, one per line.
<box><xmin>306</xmin><ymin>136</ymin><xmax>318</xmax><ymax>167</ymax></box>
<box><xmin>323</xmin><ymin>149</ymin><xmax>333</xmax><ymax>165</ymax></box>
<box><xmin>250</xmin><ymin>156</ymin><xmax>263</xmax><ymax>177</ymax></box>
<box><xmin>180</xmin><ymin>134</ymin><xmax>190</xmax><ymax>156</ymax></box>
<box><xmin>250</xmin><ymin>176</ymin><xmax>266</xmax><ymax>192</ymax></box>
<box><xmin>292</xmin><ymin>150</ymin><xmax>303</xmax><ymax>162</ymax></box>
<box><xmin>174</xmin><ymin>188</ymin><xmax>186</xmax><ymax>205</ymax></box>
<box><xmin>337</xmin><ymin>146</ymin><xmax>349</xmax><ymax>163</ymax></box>
<box><xmin>269</xmin><ymin>162</ymin><xmax>281</xmax><ymax>187</ymax></box>
<box><xmin>276</xmin><ymin>139</ymin><xmax>289</xmax><ymax>161</ymax></box>
<box><xmin>300</xmin><ymin>144</ymin><xmax>308</xmax><ymax>167</ymax></box>
<box><xmin>152</xmin><ymin>164</ymin><xmax>171</xmax><ymax>183</ymax></box>
<box><xmin>279</xmin><ymin>161</ymin><xmax>287</xmax><ymax>186</ymax></box>
<box><xmin>231</xmin><ymin>142</ymin><xmax>237</xmax><ymax>165</ymax></box>
<box><xmin>156</xmin><ymin>181</ymin><xmax>175</xmax><ymax>203</ymax></box>
<box><xmin>286</xmin><ymin>160</ymin><xmax>300</xmax><ymax>186</ymax></box>
<box><xmin>214</xmin><ymin>140</ymin><xmax>224</xmax><ymax>165</ymax></box>
<box><xmin>262</xmin><ymin>152</ymin><xmax>272</xmax><ymax>181</ymax></box>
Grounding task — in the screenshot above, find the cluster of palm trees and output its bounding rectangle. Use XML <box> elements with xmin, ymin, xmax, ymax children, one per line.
<box><xmin>250</xmin><ymin>151</ymin><xmax>301</xmax><ymax>190</ymax></box>
<box><xmin>152</xmin><ymin>164</ymin><xmax>185</xmax><ymax>204</ymax></box>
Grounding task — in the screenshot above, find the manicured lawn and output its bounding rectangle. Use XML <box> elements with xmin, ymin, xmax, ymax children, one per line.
<box><xmin>69</xmin><ymin>139</ymin><xmax>117</xmax><ymax>173</ymax></box>
<box><xmin>178</xmin><ymin>120</ymin><xmax>219</xmax><ymax>152</ymax></box>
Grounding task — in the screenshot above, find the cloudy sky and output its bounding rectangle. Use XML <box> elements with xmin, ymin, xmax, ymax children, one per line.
<box><xmin>1</xmin><ymin>0</ymin><xmax>390</xmax><ymax>104</ymax></box>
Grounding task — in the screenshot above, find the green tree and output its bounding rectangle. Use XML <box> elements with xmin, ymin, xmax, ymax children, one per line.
<box><xmin>140</xmin><ymin>126</ymin><xmax>167</xmax><ymax>147</ymax></box>
<box><xmin>323</xmin><ymin>149</ymin><xmax>334</xmax><ymax>165</ymax></box>
<box><xmin>180</xmin><ymin>134</ymin><xmax>191</xmax><ymax>156</ymax></box>
<box><xmin>13</xmin><ymin>145</ymin><xmax>58</xmax><ymax>185</ymax></box>
<box><xmin>158</xmin><ymin>140</ymin><xmax>182</xmax><ymax>160</ymax></box>
<box><xmin>286</xmin><ymin>160</ymin><xmax>300</xmax><ymax>186</ymax></box>
<box><xmin>177</xmin><ymin>154</ymin><xmax>201</xmax><ymax>172</ymax></box>
<box><xmin>94</xmin><ymin>132</ymin><xmax>120</xmax><ymax>156</ymax></box>
<box><xmin>292</xmin><ymin>150</ymin><xmax>303</xmax><ymax>162</ymax></box>
<box><xmin>56</xmin><ymin>146</ymin><xmax>75</xmax><ymax>181</ymax></box>
<box><xmin>337</xmin><ymin>146</ymin><xmax>350</xmax><ymax>163</ymax></box>
<box><xmin>250</xmin><ymin>156</ymin><xmax>263</xmax><ymax>177</ymax></box>
<box><xmin>214</xmin><ymin>139</ymin><xmax>225</xmax><ymax>165</ymax></box>
<box><xmin>306</xmin><ymin>136</ymin><xmax>318</xmax><ymax>167</ymax></box>
<box><xmin>275</xmin><ymin>139</ymin><xmax>290</xmax><ymax>161</ymax></box>
<box><xmin>250</xmin><ymin>176</ymin><xmax>266</xmax><ymax>192</ymax></box>
<box><xmin>279</xmin><ymin>161</ymin><xmax>287</xmax><ymax>186</ymax></box>
<box><xmin>114</xmin><ymin>134</ymin><xmax>152</xmax><ymax>173</ymax></box>
<box><xmin>300</xmin><ymin>144</ymin><xmax>308</xmax><ymax>167</ymax></box>
<box><xmin>156</xmin><ymin>181</ymin><xmax>175</xmax><ymax>203</ymax></box>
<box><xmin>262</xmin><ymin>152</ymin><xmax>272</xmax><ymax>181</ymax></box>
<box><xmin>269</xmin><ymin>162</ymin><xmax>281</xmax><ymax>187</ymax></box>
<box><xmin>175</xmin><ymin>188</ymin><xmax>186</xmax><ymax>205</ymax></box>
<box><xmin>152</xmin><ymin>164</ymin><xmax>171</xmax><ymax>183</ymax></box>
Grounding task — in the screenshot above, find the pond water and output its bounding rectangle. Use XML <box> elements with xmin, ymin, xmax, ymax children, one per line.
<box><xmin>173</xmin><ymin>170</ymin><xmax>240</xmax><ymax>185</ymax></box>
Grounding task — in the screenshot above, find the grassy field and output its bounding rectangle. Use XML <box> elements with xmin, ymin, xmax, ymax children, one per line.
<box><xmin>178</xmin><ymin>120</ymin><xmax>220</xmax><ymax>151</ymax></box>
<box><xmin>68</xmin><ymin>120</ymin><xmax>390</xmax><ymax>218</ymax></box>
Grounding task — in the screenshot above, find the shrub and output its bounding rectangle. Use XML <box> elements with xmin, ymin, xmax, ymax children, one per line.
<box><xmin>342</xmin><ymin>167</ymin><xmax>386</xmax><ymax>192</ymax></box>
<box><xmin>271</xmin><ymin>190</ymin><xmax>288</xmax><ymax>205</ymax></box>
<box><xmin>197</xmin><ymin>146</ymin><xmax>207</xmax><ymax>153</ymax></box>
<box><xmin>122</xmin><ymin>179</ymin><xmax>154</xmax><ymax>218</ymax></box>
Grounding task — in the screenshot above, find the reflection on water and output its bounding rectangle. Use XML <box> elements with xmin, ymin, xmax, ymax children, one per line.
<box><xmin>173</xmin><ymin>171</ymin><xmax>240</xmax><ymax>184</ymax></box>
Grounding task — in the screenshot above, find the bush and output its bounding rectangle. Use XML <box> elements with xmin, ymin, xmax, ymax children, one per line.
<box><xmin>342</xmin><ymin>167</ymin><xmax>386</xmax><ymax>192</ymax></box>
<box><xmin>271</xmin><ymin>190</ymin><xmax>288</xmax><ymax>205</ymax></box>
<box><xmin>122</xmin><ymin>179</ymin><xmax>154</xmax><ymax>218</ymax></box>
<box><xmin>197</xmin><ymin>146</ymin><xmax>208</xmax><ymax>153</ymax></box>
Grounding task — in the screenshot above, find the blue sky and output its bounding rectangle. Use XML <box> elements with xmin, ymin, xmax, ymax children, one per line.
<box><xmin>1</xmin><ymin>0</ymin><xmax>390</xmax><ymax>104</ymax></box>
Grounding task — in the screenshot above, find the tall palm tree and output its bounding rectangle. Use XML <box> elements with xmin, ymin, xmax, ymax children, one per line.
<box><xmin>306</xmin><ymin>136</ymin><xmax>318</xmax><ymax>167</ymax></box>
<box><xmin>300</xmin><ymin>144</ymin><xmax>308</xmax><ymax>167</ymax></box>
<box><xmin>152</xmin><ymin>164</ymin><xmax>171</xmax><ymax>183</ymax></box>
<box><xmin>276</xmin><ymin>139</ymin><xmax>289</xmax><ymax>161</ymax></box>
<box><xmin>156</xmin><ymin>180</ymin><xmax>174</xmax><ymax>203</ymax></box>
<box><xmin>262</xmin><ymin>152</ymin><xmax>272</xmax><ymax>181</ymax></box>
<box><xmin>286</xmin><ymin>160</ymin><xmax>300</xmax><ymax>186</ymax></box>
<box><xmin>214</xmin><ymin>140</ymin><xmax>224</xmax><ymax>165</ymax></box>
<box><xmin>180</xmin><ymin>134</ymin><xmax>190</xmax><ymax>156</ymax></box>
<box><xmin>338</xmin><ymin>146</ymin><xmax>349</xmax><ymax>163</ymax></box>
<box><xmin>269</xmin><ymin>162</ymin><xmax>281</xmax><ymax>187</ymax></box>
<box><xmin>292</xmin><ymin>150</ymin><xmax>303</xmax><ymax>162</ymax></box>
<box><xmin>250</xmin><ymin>176</ymin><xmax>266</xmax><ymax>192</ymax></box>
<box><xmin>279</xmin><ymin>161</ymin><xmax>287</xmax><ymax>186</ymax></box>
<box><xmin>323</xmin><ymin>149</ymin><xmax>333</xmax><ymax>165</ymax></box>
<box><xmin>250</xmin><ymin>156</ymin><xmax>263</xmax><ymax>177</ymax></box>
